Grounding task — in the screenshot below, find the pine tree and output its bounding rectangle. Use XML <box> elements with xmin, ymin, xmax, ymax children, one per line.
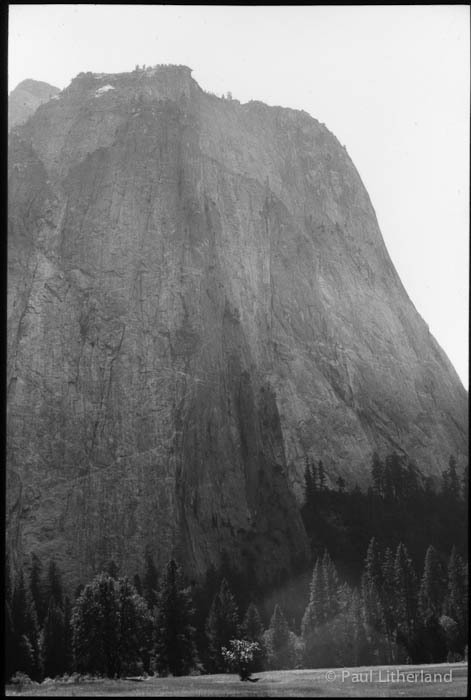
<box><xmin>404</xmin><ymin>459</ymin><xmax>420</xmax><ymax>500</ymax></box>
<box><xmin>336</xmin><ymin>584</ymin><xmax>372</xmax><ymax>666</ymax></box>
<box><xmin>205</xmin><ymin>578</ymin><xmax>239</xmax><ymax>672</ymax></box>
<box><xmin>362</xmin><ymin>540</ymin><xmax>384</xmax><ymax>630</ymax></box>
<box><xmin>322</xmin><ymin>551</ymin><xmax>340</xmax><ymax>619</ymax></box>
<box><xmin>447</xmin><ymin>456</ymin><xmax>460</xmax><ymax>501</ymax></box>
<box><xmin>5</xmin><ymin>599</ymin><xmax>17</xmax><ymax>681</ymax></box>
<box><xmin>301</xmin><ymin>558</ymin><xmax>325</xmax><ymax>635</ymax></box>
<box><xmin>301</xmin><ymin>558</ymin><xmax>325</xmax><ymax>668</ymax></box>
<box><xmin>29</xmin><ymin>553</ymin><xmax>45</xmax><ymax>626</ymax></box>
<box><xmin>265</xmin><ymin>604</ymin><xmax>293</xmax><ymax>670</ymax></box>
<box><xmin>329</xmin><ymin>582</ymin><xmax>352</xmax><ymax>666</ymax></box>
<box><xmin>219</xmin><ymin>549</ymin><xmax>248</xmax><ymax>608</ymax></box>
<box><xmin>143</xmin><ymin>548</ymin><xmax>159</xmax><ymax>610</ymax></box>
<box><xmin>304</xmin><ymin>552</ymin><xmax>339</xmax><ymax>669</ymax></box>
<box><xmin>393</xmin><ymin>543</ymin><xmax>418</xmax><ymax>655</ymax></box>
<box><xmin>11</xmin><ymin>570</ymin><xmax>30</xmax><ymax>640</ymax></box>
<box><xmin>117</xmin><ymin>577</ymin><xmax>153</xmax><ymax>676</ymax></box>
<box><xmin>444</xmin><ymin>547</ymin><xmax>466</xmax><ymax>645</ymax></box>
<box><xmin>416</xmin><ymin>549</ymin><xmax>449</xmax><ymax>665</ymax></box>
<box><xmin>241</xmin><ymin>603</ymin><xmax>264</xmax><ymax>642</ymax></box>
<box><xmin>442</xmin><ymin>455</ymin><xmax>460</xmax><ymax>502</ymax></box>
<box><xmin>461</xmin><ymin>463</ymin><xmax>468</xmax><ymax>502</ymax></box>
<box><xmin>41</xmin><ymin>600</ymin><xmax>67</xmax><ymax>678</ymax></box>
<box><xmin>72</xmin><ymin>584</ymin><xmax>100</xmax><ymax>674</ymax></box>
<box><xmin>154</xmin><ymin>560</ymin><xmax>196</xmax><ymax>677</ymax></box>
<box><xmin>270</xmin><ymin>604</ymin><xmax>290</xmax><ymax>660</ymax></box>
<box><xmin>98</xmin><ymin>572</ymin><xmax>121</xmax><ymax>677</ymax></box>
<box><xmin>364</xmin><ymin>537</ymin><xmax>383</xmax><ymax>592</ymax></box>
<box><xmin>361</xmin><ymin>538</ymin><xmax>388</xmax><ymax>663</ymax></box>
<box><xmin>310</xmin><ymin>461</ymin><xmax>318</xmax><ymax>492</ymax></box>
<box><xmin>6</xmin><ymin>551</ymin><xmax>12</xmax><ymax>605</ymax></box>
<box><xmin>318</xmin><ymin>461</ymin><xmax>326</xmax><ymax>492</ymax></box>
<box><xmin>381</xmin><ymin>547</ymin><xmax>395</xmax><ymax>606</ymax></box>
<box><xmin>418</xmin><ymin>545</ymin><xmax>446</xmax><ymax>619</ymax></box>
<box><xmin>5</xmin><ymin>556</ymin><xmax>18</xmax><ymax>680</ymax></box>
<box><xmin>381</xmin><ymin>547</ymin><xmax>396</xmax><ymax>660</ymax></box>
<box><xmin>349</xmin><ymin>588</ymin><xmax>369</xmax><ymax>667</ymax></box>
<box><xmin>11</xmin><ymin>569</ymin><xmax>41</xmax><ymax>679</ymax></box>
<box><xmin>362</xmin><ymin>573</ymin><xmax>387</xmax><ymax>662</ymax></box>
<box><xmin>14</xmin><ymin>635</ymin><xmax>36</xmax><ymax>680</ymax></box>
<box><xmin>371</xmin><ymin>452</ymin><xmax>383</xmax><ymax>496</ymax></box>
<box><xmin>394</xmin><ymin>543</ymin><xmax>418</xmax><ymax>628</ymax></box>
<box><xmin>462</xmin><ymin>557</ymin><xmax>468</xmax><ymax>643</ymax></box>
<box><xmin>63</xmin><ymin>596</ymin><xmax>74</xmax><ymax>673</ymax></box>
<box><xmin>240</xmin><ymin>603</ymin><xmax>265</xmax><ymax>671</ymax></box>
<box><xmin>383</xmin><ymin>455</ymin><xmax>394</xmax><ymax>501</ymax></box>
<box><xmin>46</xmin><ymin>560</ymin><xmax>64</xmax><ymax>608</ymax></box>
<box><xmin>191</xmin><ymin>564</ymin><xmax>219</xmax><ymax>669</ymax></box>
<box><xmin>385</xmin><ymin>453</ymin><xmax>404</xmax><ymax>500</ymax></box>
<box><xmin>29</xmin><ymin>624</ymin><xmax>42</xmax><ymax>681</ymax></box>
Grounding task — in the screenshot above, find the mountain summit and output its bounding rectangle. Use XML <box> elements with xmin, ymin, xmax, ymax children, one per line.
<box><xmin>7</xmin><ymin>65</ymin><xmax>467</xmax><ymax>586</ymax></box>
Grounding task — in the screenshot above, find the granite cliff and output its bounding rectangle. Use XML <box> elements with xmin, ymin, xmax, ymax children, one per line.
<box><xmin>7</xmin><ymin>65</ymin><xmax>468</xmax><ymax>587</ymax></box>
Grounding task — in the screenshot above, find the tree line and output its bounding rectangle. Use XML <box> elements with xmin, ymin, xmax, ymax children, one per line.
<box><xmin>5</xmin><ymin>536</ymin><xmax>467</xmax><ymax>681</ymax></box>
<box><xmin>301</xmin><ymin>452</ymin><xmax>468</xmax><ymax>583</ymax></box>
<box><xmin>301</xmin><ymin>540</ymin><xmax>467</xmax><ymax>669</ymax></box>
<box><xmin>5</xmin><ymin>451</ymin><xmax>467</xmax><ymax>681</ymax></box>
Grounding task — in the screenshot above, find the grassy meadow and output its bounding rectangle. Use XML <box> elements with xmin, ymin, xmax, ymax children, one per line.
<box><xmin>5</xmin><ymin>662</ymin><xmax>467</xmax><ymax>697</ymax></box>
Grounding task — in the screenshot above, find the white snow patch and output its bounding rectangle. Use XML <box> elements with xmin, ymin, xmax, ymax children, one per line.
<box><xmin>95</xmin><ymin>84</ymin><xmax>115</xmax><ymax>96</ymax></box>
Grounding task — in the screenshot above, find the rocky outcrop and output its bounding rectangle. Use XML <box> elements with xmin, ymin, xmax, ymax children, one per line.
<box><xmin>7</xmin><ymin>66</ymin><xmax>467</xmax><ymax>587</ymax></box>
<box><xmin>8</xmin><ymin>79</ymin><xmax>60</xmax><ymax>130</ymax></box>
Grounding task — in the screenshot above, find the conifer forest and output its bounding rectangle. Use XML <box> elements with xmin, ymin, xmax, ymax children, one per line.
<box><xmin>5</xmin><ymin>453</ymin><xmax>468</xmax><ymax>682</ymax></box>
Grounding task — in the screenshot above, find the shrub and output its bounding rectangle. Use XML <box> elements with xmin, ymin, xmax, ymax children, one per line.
<box><xmin>222</xmin><ymin>639</ymin><xmax>261</xmax><ymax>680</ymax></box>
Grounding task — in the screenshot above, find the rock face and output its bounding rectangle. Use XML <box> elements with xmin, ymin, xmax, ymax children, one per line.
<box><xmin>8</xmin><ymin>79</ymin><xmax>60</xmax><ymax>129</ymax></box>
<box><xmin>7</xmin><ymin>66</ymin><xmax>468</xmax><ymax>587</ymax></box>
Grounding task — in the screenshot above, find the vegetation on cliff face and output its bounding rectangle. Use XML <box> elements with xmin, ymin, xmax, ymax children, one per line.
<box><xmin>300</xmin><ymin>453</ymin><xmax>468</xmax><ymax>582</ymax></box>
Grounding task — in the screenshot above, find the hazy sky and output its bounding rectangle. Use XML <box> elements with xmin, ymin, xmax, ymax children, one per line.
<box><xmin>9</xmin><ymin>5</ymin><xmax>469</xmax><ymax>386</ymax></box>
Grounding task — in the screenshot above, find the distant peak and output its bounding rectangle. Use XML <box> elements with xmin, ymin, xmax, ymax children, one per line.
<box><xmin>11</xmin><ymin>79</ymin><xmax>60</xmax><ymax>97</ymax></box>
<box><xmin>8</xmin><ymin>79</ymin><xmax>60</xmax><ymax>130</ymax></box>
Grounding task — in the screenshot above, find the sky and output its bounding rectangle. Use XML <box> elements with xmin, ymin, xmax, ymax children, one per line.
<box><xmin>8</xmin><ymin>5</ymin><xmax>469</xmax><ymax>386</ymax></box>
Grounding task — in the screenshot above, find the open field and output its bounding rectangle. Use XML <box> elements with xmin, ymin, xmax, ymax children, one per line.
<box><xmin>5</xmin><ymin>663</ymin><xmax>467</xmax><ymax>697</ymax></box>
